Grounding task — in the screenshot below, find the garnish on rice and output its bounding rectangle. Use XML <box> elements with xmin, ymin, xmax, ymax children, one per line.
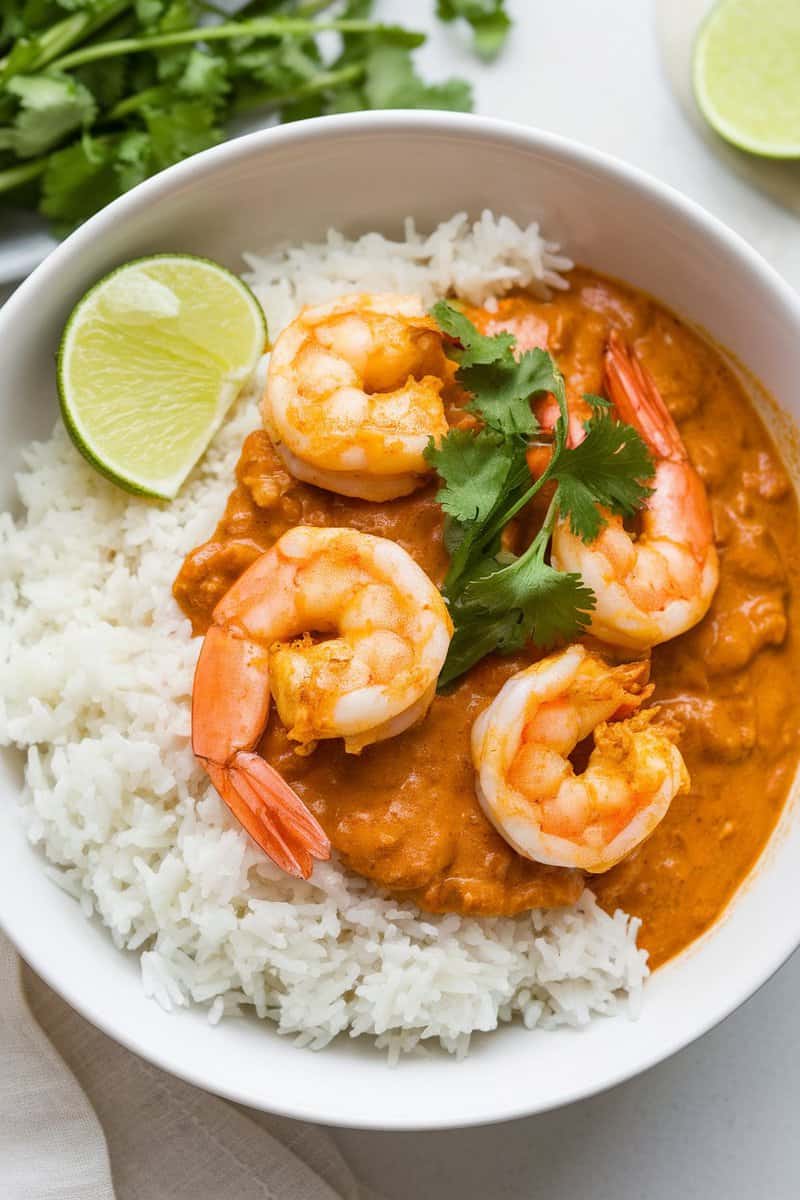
<box><xmin>425</xmin><ymin>302</ymin><xmax>654</xmax><ymax>686</ymax></box>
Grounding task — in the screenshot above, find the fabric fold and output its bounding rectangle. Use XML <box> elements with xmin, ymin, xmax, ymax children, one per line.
<box><xmin>2</xmin><ymin>931</ymin><xmax>377</xmax><ymax>1200</ymax></box>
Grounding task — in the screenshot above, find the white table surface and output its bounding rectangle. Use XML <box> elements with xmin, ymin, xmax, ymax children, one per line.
<box><xmin>3</xmin><ymin>1</ymin><xmax>798</xmax><ymax>1196</ymax></box>
<box><xmin>332</xmin><ymin>2</ymin><xmax>800</xmax><ymax>1197</ymax></box>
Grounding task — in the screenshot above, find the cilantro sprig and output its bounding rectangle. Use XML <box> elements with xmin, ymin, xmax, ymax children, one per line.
<box><xmin>0</xmin><ymin>0</ymin><xmax>510</xmax><ymax>230</ymax></box>
<box><xmin>436</xmin><ymin>1</ymin><xmax>510</xmax><ymax>60</ymax></box>
<box><xmin>432</xmin><ymin>300</ymin><xmax>564</xmax><ymax>437</ymax></box>
<box><xmin>426</xmin><ymin>302</ymin><xmax>654</xmax><ymax>687</ymax></box>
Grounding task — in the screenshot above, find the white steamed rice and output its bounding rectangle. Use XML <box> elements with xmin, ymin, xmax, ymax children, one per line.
<box><xmin>0</xmin><ymin>212</ymin><xmax>648</xmax><ymax>1059</ymax></box>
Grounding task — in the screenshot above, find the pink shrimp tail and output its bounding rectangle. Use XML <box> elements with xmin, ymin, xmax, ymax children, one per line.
<box><xmin>604</xmin><ymin>330</ymin><xmax>686</xmax><ymax>463</ymax></box>
<box><xmin>205</xmin><ymin>755</ymin><xmax>330</xmax><ymax>880</ymax></box>
<box><xmin>192</xmin><ymin>620</ymin><xmax>330</xmax><ymax>881</ymax></box>
<box><xmin>604</xmin><ymin>331</ymin><xmax>714</xmax><ymax>563</ymax></box>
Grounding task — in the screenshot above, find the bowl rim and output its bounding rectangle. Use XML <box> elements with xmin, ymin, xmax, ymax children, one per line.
<box><xmin>2</xmin><ymin>109</ymin><xmax>800</xmax><ymax>1131</ymax></box>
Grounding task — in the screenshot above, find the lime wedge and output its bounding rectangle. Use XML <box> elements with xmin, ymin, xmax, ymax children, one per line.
<box><xmin>693</xmin><ymin>0</ymin><xmax>800</xmax><ymax>158</ymax></box>
<box><xmin>58</xmin><ymin>254</ymin><xmax>267</xmax><ymax>500</ymax></box>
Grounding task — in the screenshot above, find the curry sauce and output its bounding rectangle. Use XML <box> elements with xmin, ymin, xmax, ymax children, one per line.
<box><xmin>174</xmin><ymin>268</ymin><xmax>800</xmax><ymax>968</ymax></box>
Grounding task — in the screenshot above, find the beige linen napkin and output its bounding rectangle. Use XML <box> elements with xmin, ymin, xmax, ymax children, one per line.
<box><xmin>654</xmin><ymin>0</ymin><xmax>800</xmax><ymax>214</ymax></box>
<box><xmin>1</xmin><ymin>931</ymin><xmax>377</xmax><ymax>1200</ymax></box>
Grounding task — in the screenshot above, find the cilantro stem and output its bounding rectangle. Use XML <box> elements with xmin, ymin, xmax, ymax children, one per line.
<box><xmin>0</xmin><ymin>156</ymin><xmax>48</xmax><ymax>195</ymax></box>
<box><xmin>480</xmin><ymin>493</ymin><xmax>555</xmax><ymax>594</ymax></box>
<box><xmin>533</xmin><ymin>490</ymin><xmax>559</xmax><ymax>552</ymax></box>
<box><xmin>106</xmin><ymin>87</ymin><xmax>166</xmax><ymax>121</ymax></box>
<box><xmin>444</xmin><ymin>459</ymin><xmax>553</xmax><ymax>593</ymax></box>
<box><xmin>479</xmin><ymin>468</ymin><xmax>550</xmax><ymax>549</ymax></box>
<box><xmin>232</xmin><ymin>63</ymin><xmax>366</xmax><ymax>114</ymax></box>
<box><xmin>49</xmin><ymin>19</ymin><xmax>423</xmax><ymax>72</ymax></box>
<box><xmin>104</xmin><ymin>62</ymin><xmax>368</xmax><ymax>123</ymax></box>
<box><xmin>443</xmin><ymin>531</ymin><xmax>478</xmax><ymax>593</ymax></box>
<box><xmin>0</xmin><ymin>0</ymin><xmax>133</xmax><ymax>80</ymax></box>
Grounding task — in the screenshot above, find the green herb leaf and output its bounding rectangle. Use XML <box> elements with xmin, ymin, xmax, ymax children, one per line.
<box><xmin>436</xmin><ymin>0</ymin><xmax>511</xmax><ymax>60</ymax></box>
<box><xmin>461</xmin><ymin>348</ymin><xmax>564</xmax><ymax>437</ymax></box>
<box><xmin>229</xmin><ymin>41</ymin><xmax>319</xmax><ymax>94</ymax></box>
<box><xmin>0</xmin><ymin>70</ymin><xmax>95</xmax><ymax>156</ymax></box>
<box><xmin>424</xmin><ymin>428</ymin><xmax>526</xmax><ymax>526</ymax></box>
<box><xmin>432</xmin><ymin>300</ymin><xmax>564</xmax><ymax>437</ymax></box>
<box><xmin>142</xmin><ymin>97</ymin><xmax>220</xmax><ymax>169</ymax></box>
<box><xmin>39</xmin><ymin>132</ymin><xmax>118</xmax><ymax>222</ymax></box>
<box><xmin>431</xmin><ymin>300</ymin><xmax>515</xmax><ymax>365</ymax></box>
<box><xmin>438</xmin><ymin>606</ymin><xmax>527</xmax><ymax>688</ymax></box>
<box><xmin>1</xmin><ymin>2</ymin><xmax>27</xmax><ymax>51</ymax></box>
<box><xmin>551</xmin><ymin>411</ymin><xmax>654</xmax><ymax>542</ymax></box>
<box><xmin>174</xmin><ymin>48</ymin><xmax>229</xmax><ymax>103</ymax></box>
<box><xmin>75</xmin><ymin>55</ymin><xmax>127</xmax><ymax>108</ymax></box>
<box><xmin>583</xmin><ymin>391</ymin><xmax>613</xmax><ymax>410</ymax></box>
<box><xmin>464</xmin><ymin>552</ymin><xmax>595</xmax><ymax>647</ymax></box>
<box><xmin>363</xmin><ymin>44</ymin><xmax>472</xmax><ymax>111</ymax></box>
<box><xmin>133</xmin><ymin>0</ymin><xmax>170</xmax><ymax>25</ymax></box>
<box><xmin>111</xmin><ymin>126</ymin><xmax>149</xmax><ymax>189</ymax></box>
<box><xmin>438</xmin><ymin>552</ymin><xmax>596</xmax><ymax>686</ymax></box>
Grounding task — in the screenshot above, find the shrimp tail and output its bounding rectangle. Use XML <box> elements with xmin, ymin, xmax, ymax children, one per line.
<box><xmin>604</xmin><ymin>330</ymin><xmax>686</xmax><ymax>462</ymax></box>
<box><xmin>206</xmin><ymin>756</ymin><xmax>330</xmax><ymax>880</ymax></box>
<box><xmin>193</xmin><ymin>620</ymin><xmax>330</xmax><ymax>880</ymax></box>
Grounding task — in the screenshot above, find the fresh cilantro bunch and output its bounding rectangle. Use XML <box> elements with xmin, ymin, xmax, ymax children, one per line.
<box><xmin>425</xmin><ymin>302</ymin><xmax>654</xmax><ymax>686</ymax></box>
<box><xmin>0</xmin><ymin>0</ymin><xmax>511</xmax><ymax>229</ymax></box>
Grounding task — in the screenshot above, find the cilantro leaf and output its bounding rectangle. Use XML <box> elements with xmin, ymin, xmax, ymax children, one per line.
<box><xmin>75</xmin><ymin>56</ymin><xmax>128</xmax><ymax>109</ymax></box>
<box><xmin>436</xmin><ymin>0</ymin><xmax>511</xmax><ymax>60</ymax></box>
<box><xmin>551</xmin><ymin>411</ymin><xmax>654</xmax><ymax>542</ymax></box>
<box><xmin>461</xmin><ymin>348</ymin><xmax>563</xmax><ymax>438</ymax></box>
<box><xmin>142</xmin><ymin>99</ymin><xmax>221</xmax><ymax>169</ymax></box>
<box><xmin>432</xmin><ymin>300</ymin><xmax>564</xmax><ymax>438</ymax></box>
<box><xmin>438</xmin><ymin>607</ymin><xmax>527</xmax><ymax>688</ymax></box>
<box><xmin>438</xmin><ymin>551</ymin><xmax>596</xmax><ymax>686</ymax></box>
<box><xmin>464</xmin><ymin>552</ymin><xmax>595</xmax><ymax>647</ymax></box>
<box><xmin>174</xmin><ymin>49</ymin><xmax>229</xmax><ymax>103</ymax></box>
<box><xmin>363</xmin><ymin>44</ymin><xmax>472</xmax><ymax>111</ymax></box>
<box><xmin>424</xmin><ymin>428</ymin><xmax>525</xmax><ymax>526</ymax></box>
<box><xmin>431</xmin><ymin>300</ymin><xmax>515</xmax><ymax>365</ymax></box>
<box><xmin>38</xmin><ymin>126</ymin><xmax>151</xmax><ymax>226</ymax></box>
<box><xmin>325</xmin><ymin>85</ymin><xmax>367</xmax><ymax>115</ymax></box>
<box><xmin>0</xmin><ymin>70</ymin><xmax>95</xmax><ymax>157</ymax></box>
<box><xmin>1</xmin><ymin>1</ymin><xmax>27</xmax><ymax>51</ymax></box>
<box><xmin>229</xmin><ymin>41</ymin><xmax>319</xmax><ymax>96</ymax></box>
<box><xmin>39</xmin><ymin>133</ymin><xmax>120</xmax><ymax>223</ymax></box>
<box><xmin>112</xmin><ymin>127</ymin><xmax>150</xmax><ymax>190</ymax></box>
<box><xmin>134</xmin><ymin>0</ymin><xmax>173</xmax><ymax>25</ymax></box>
<box><xmin>583</xmin><ymin>392</ymin><xmax>612</xmax><ymax>411</ymax></box>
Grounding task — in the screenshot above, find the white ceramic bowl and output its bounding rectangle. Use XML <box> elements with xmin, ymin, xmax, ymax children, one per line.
<box><xmin>1</xmin><ymin>113</ymin><xmax>799</xmax><ymax>1131</ymax></box>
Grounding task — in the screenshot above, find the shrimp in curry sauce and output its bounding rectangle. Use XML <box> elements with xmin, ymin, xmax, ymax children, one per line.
<box><xmin>175</xmin><ymin>271</ymin><xmax>800</xmax><ymax>968</ymax></box>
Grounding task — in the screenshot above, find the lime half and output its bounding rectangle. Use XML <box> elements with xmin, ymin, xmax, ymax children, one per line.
<box><xmin>693</xmin><ymin>0</ymin><xmax>800</xmax><ymax>158</ymax></box>
<box><xmin>58</xmin><ymin>255</ymin><xmax>267</xmax><ymax>500</ymax></box>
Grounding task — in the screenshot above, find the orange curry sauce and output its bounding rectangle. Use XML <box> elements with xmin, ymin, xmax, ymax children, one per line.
<box><xmin>174</xmin><ymin>268</ymin><xmax>800</xmax><ymax>968</ymax></box>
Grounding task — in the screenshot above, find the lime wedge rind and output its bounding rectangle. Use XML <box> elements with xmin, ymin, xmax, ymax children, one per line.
<box><xmin>57</xmin><ymin>254</ymin><xmax>267</xmax><ymax>501</ymax></box>
<box><xmin>693</xmin><ymin>0</ymin><xmax>800</xmax><ymax>160</ymax></box>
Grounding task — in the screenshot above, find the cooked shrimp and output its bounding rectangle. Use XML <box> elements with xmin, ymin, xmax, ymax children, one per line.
<box><xmin>262</xmin><ymin>293</ymin><xmax>450</xmax><ymax>501</ymax></box>
<box><xmin>551</xmin><ymin>331</ymin><xmax>719</xmax><ymax>649</ymax></box>
<box><xmin>192</xmin><ymin>526</ymin><xmax>453</xmax><ymax>878</ymax></box>
<box><xmin>471</xmin><ymin>645</ymin><xmax>688</xmax><ymax>873</ymax></box>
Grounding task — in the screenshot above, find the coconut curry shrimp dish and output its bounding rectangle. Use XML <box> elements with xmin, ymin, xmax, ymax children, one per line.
<box><xmin>3</xmin><ymin>214</ymin><xmax>800</xmax><ymax>1057</ymax></box>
